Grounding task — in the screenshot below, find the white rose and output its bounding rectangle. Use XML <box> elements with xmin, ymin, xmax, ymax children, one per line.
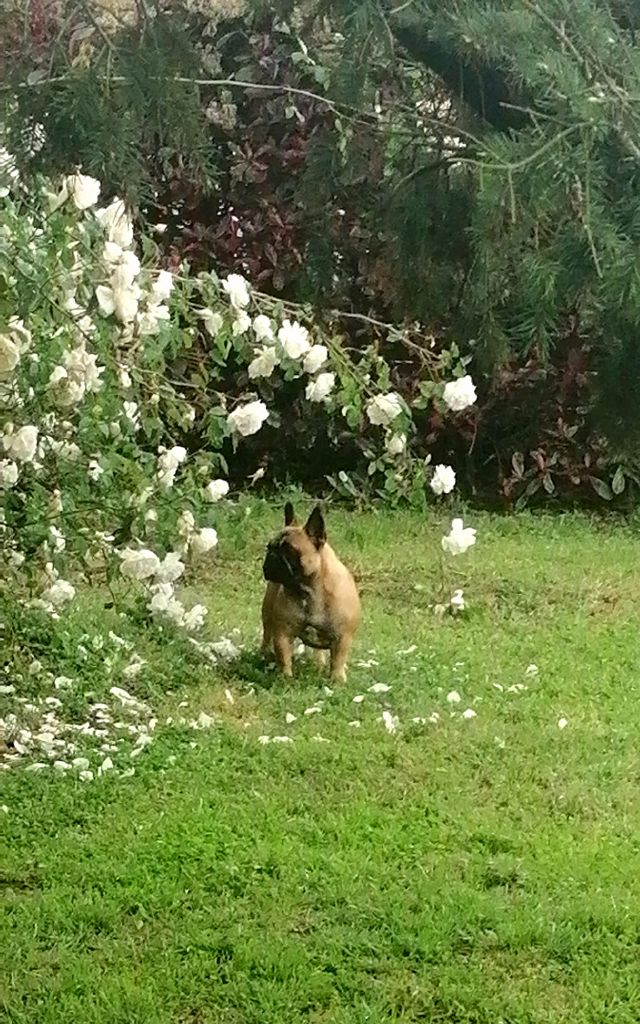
<box><xmin>278</xmin><ymin>319</ymin><xmax>310</xmax><ymax>359</ymax></box>
<box><xmin>116</xmin><ymin>250</ymin><xmax>141</xmax><ymax>283</ymax></box>
<box><xmin>227</xmin><ymin>400</ymin><xmax>269</xmax><ymax>437</ymax></box>
<box><xmin>177</xmin><ymin>510</ymin><xmax>196</xmax><ymax>539</ymax></box>
<box><xmin>49</xmin><ymin>525</ymin><xmax>66</xmax><ymax>553</ymax></box>
<box><xmin>95</xmin><ymin>198</ymin><xmax>133</xmax><ymax>248</ymax></box>
<box><xmin>103</xmin><ymin>241</ymin><xmax>127</xmax><ymax>265</ymax></box>
<box><xmin>366</xmin><ymin>392</ymin><xmax>403</xmax><ymax>426</ymax></box>
<box><xmin>253</xmin><ymin>314</ymin><xmax>274</xmax><ymax>342</ymax></box>
<box><xmin>138</xmin><ymin>304</ymin><xmax>170</xmax><ymax>336</ymax></box>
<box><xmin>204</xmin><ymin>479</ymin><xmax>229</xmax><ymax>502</ymax></box>
<box><xmin>66</xmin><ymin>173</ymin><xmax>101</xmax><ymax>211</ymax></box>
<box><xmin>248</xmin><ymin>346</ymin><xmax>279</xmax><ymax>379</ymax></box>
<box><xmin>123</xmin><ymin>401</ymin><xmax>140</xmax><ymax>429</ymax></box>
<box><xmin>183</xmin><ymin>604</ymin><xmax>208</xmax><ymax>632</ymax></box>
<box><xmin>190</xmin><ymin>528</ymin><xmax>218</xmax><ymax>558</ymax></box>
<box><xmin>305</xmin><ymin>372</ymin><xmax>335</xmax><ymax>402</ymax></box>
<box><xmin>42</xmin><ymin>578</ymin><xmax>75</xmax><ymax>607</ymax></box>
<box><xmin>303</xmin><ymin>345</ymin><xmax>328</xmax><ymax>374</ymax></box>
<box><xmin>198</xmin><ymin>308</ymin><xmax>224</xmax><ymax>337</ymax></box>
<box><xmin>159</xmin><ymin>445</ymin><xmax>187</xmax><ymax>471</ymax></box>
<box><xmin>88</xmin><ymin>458</ymin><xmax>103</xmax><ymax>482</ymax></box>
<box><xmin>96</xmin><ymin>281</ymin><xmax>140</xmax><ymax>324</ymax></box>
<box><xmin>148</xmin><ymin>582</ymin><xmax>185</xmax><ymax>624</ymax></box>
<box><xmin>441</xmin><ymin>518</ymin><xmax>477</xmax><ymax>556</ymax></box>
<box><xmin>63</xmin><ymin>342</ymin><xmax>104</xmax><ymax>394</ymax></box>
<box><xmin>155</xmin><ymin>552</ymin><xmax>185</xmax><ymax>584</ymax></box>
<box><xmin>0</xmin><ymin>146</ymin><xmax>19</xmax><ymax>194</ymax></box>
<box><xmin>222</xmin><ymin>273</ymin><xmax>250</xmax><ymax>310</ymax></box>
<box><xmin>115</xmin><ymin>286</ymin><xmax>141</xmax><ymax>324</ymax></box>
<box><xmin>151</xmin><ymin>270</ymin><xmax>173</xmax><ymax>304</ymax></box>
<box><xmin>119</xmin><ymin>547</ymin><xmax>161</xmax><ymax>580</ymax></box>
<box><xmin>157</xmin><ymin>446</ymin><xmax>187</xmax><ymax>489</ymax></box>
<box><xmin>4</xmin><ymin>425</ymin><xmax>38</xmax><ymax>463</ymax></box>
<box><xmin>430</xmin><ymin>464</ymin><xmax>456</xmax><ymax>496</ymax></box>
<box><xmin>0</xmin><ymin>334</ymin><xmax>21</xmax><ymax>379</ymax></box>
<box><xmin>8</xmin><ymin>318</ymin><xmax>32</xmax><ymax>350</ymax></box>
<box><xmin>48</xmin><ymin>367</ymin><xmax>85</xmax><ymax>407</ymax></box>
<box><xmin>232</xmin><ymin>312</ymin><xmax>251</xmax><ymax>336</ymax></box>
<box><xmin>442</xmin><ymin>374</ymin><xmax>477</xmax><ymax>413</ymax></box>
<box><xmin>0</xmin><ymin>459</ymin><xmax>18</xmax><ymax>488</ymax></box>
<box><xmin>385</xmin><ymin>433</ymin><xmax>406</xmax><ymax>456</ymax></box>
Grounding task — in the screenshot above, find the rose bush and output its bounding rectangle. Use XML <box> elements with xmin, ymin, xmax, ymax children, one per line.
<box><xmin>0</xmin><ymin>154</ymin><xmax>478</xmax><ymax>639</ymax></box>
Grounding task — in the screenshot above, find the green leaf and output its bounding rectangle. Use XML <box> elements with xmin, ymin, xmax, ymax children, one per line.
<box><xmin>589</xmin><ymin>477</ymin><xmax>613</xmax><ymax>501</ymax></box>
<box><xmin>612</xmin><ymin>466</ymin><xmax>626</xmax><ymax>495</ymax></box>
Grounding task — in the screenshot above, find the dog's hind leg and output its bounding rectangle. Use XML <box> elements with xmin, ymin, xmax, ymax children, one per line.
<box><xmin>261</xmin><ymin>628</ymin><xmax>274</xmax><ymax>660</ymax></box>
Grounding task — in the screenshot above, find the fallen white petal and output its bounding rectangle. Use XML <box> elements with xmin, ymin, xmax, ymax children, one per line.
<box><xmin>558</xmin><ymin>717</ymin><xmax>568</xmax><ymax>730</ymax></box>
<box><xmin>368</xmin><ymin>682</ymin><xmax>391</xmax><ymax>694</ymax></box>
<box><xmin>381</xmin><ymin>710</ymin><xmax>399</xmax><ymax>734</ymax></box>
<box><xmin>196</xmin><ymin>711</ymin><xmax>215</xmax><ymax>729</ymax></box>
<box><xmin>285</xmin><ymin>712</ymin><xmax>297</xmax><ymax>725</ymax></box>
<box><xmin>446</xmin><ymin>690</ymin><xmax>462</xmax><ymax>704</ymax></box>
<box><xmin>352</xmin><ymin>695</ymin><xmax>365</xmax><ymax>704</ymax></box>
<box><xmin>462</xmin><ymin>708</ymin><xmax>477</xmax><ymax>720</ymax></box>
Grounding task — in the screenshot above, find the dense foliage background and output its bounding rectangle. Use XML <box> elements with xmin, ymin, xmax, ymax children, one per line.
<box><xmin>4</xmin><ymin>0</ymin><xmax>640</xmax><ymax>505</ymax></box>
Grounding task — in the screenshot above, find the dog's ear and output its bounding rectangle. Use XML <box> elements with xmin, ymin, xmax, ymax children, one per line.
<box><xmin>304</xmin><ymin>505</ymin><xmax>326</xmax><ymax>547</ymax></box>
<box><xmin>284</xmin><ymin>501</ymin><xmax>298</xmax><ymax>526</ymax></box>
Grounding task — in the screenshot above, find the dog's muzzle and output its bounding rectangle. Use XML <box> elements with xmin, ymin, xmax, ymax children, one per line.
<box><xmin>263</xmin><ymin>547</ymin><xmax>294</xmax><ymax>586</ymax></box>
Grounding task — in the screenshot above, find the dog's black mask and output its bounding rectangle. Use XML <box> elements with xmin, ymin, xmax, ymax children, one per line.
<box><xmin>263</xmin><ymin>538</ymin><xmax>302</xmax><ymax>589</ymax></box>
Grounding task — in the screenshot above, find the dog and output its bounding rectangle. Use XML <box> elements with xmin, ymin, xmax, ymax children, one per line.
<box><xmin>261</xmin><ymin>502</ymin><xmax>361</xmax><ymax>681</ymax></box>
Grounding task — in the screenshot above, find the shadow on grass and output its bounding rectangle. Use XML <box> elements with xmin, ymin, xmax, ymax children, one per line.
<box><xmin>223</xmin><ymin>649</ymin><xmax>331</xmax><ymax>692</ymax></box>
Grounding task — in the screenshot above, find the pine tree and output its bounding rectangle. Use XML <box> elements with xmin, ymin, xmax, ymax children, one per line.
<box><xmin>315</xmin><ymin>0</ymin><xmax>640</xmax><ymax>445</ymax></box>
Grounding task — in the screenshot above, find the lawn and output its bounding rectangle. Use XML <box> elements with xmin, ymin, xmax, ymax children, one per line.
<box><xmin>3</xmin><ymin>504</ymin><xmax>640</xmax><ymax>1024</ymax></box>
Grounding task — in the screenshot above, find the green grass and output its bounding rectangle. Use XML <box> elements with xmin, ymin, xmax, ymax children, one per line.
<box><xmin>3</xmin><ymin>505</ymin><xmax>640</xmax><ymax>1023</ymax></box>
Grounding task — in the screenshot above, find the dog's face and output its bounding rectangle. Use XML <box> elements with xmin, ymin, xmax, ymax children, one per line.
<box><xmin>263</xmin><ymin>503</ymin><xmax>326</xmax><ymax>590</ymax></box>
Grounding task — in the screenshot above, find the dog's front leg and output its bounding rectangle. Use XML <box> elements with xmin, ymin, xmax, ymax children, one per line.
<box><xmin>273</xmin><ymin>633</ymin><xmax>294</xmax><ymax>677</ymax></box>
<box><xmin>330</xmin><ymin>634</ymin><xmax>353</xmax><ymax>683</ymax></box>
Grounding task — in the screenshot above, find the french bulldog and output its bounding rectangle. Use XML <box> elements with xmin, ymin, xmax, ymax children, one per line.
<box><xmin>261</xmin><ymin>503</ymin><xmax>361</xmax><ymax>681</ymax></box>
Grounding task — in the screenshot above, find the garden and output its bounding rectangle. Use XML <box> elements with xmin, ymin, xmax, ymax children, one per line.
<box><xmin>2</xmin><ymin>3</ymin><xmax>640</xmax><ymax>1022</ymax></box>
